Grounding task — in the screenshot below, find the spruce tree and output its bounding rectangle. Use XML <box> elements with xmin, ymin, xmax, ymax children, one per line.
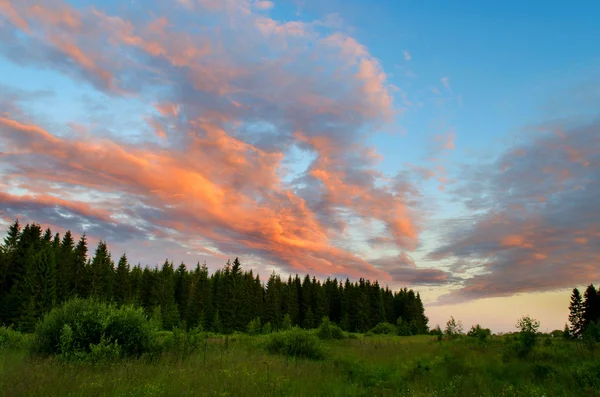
<box><xmin>114</xmin><ymin>254</ymin><xmax>131</xmax><ymax>305</ymax></box>
<box><xmin>73</xmin><ymin>234</ymin><xmax>88</xmax><ymax>298</ymax></box>
<box><xmin>57</xmin><ymin>230</ymin><xmax>75</xmax><ymax>302</ymax></box>
<box><xmin>90</xmin><ymin>241</ymin><xmax>114</xmax><ymax>300</ymax></box>
<box><xmin>569</xmin><ymin>288</ymin><xmax>585</xmax><ymax>338</ymax></box>
<box><xmin>583</xmin><ymin>284</ymin><xmax>600</xmax><ymax>330</ymax></box>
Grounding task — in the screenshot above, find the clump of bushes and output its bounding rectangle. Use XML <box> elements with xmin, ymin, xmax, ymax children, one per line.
<box><xmin>316</xmin><ymin>317</ymin><xmax>345</xmax><ymax>340</ymax></box>
<box><xmin>247</xmin><ymin>317</ymin><xmax>262</xmax><ymax>335</ymax></box>
<box><xmin>467</xmin><ymin>324</ymin><xmax>492</xmax><ymax>341</ymax></box>
<box><xmin>32</xmin><ymin>298</ymin><xmax>156</xmax><ymax>361</ymax></box>
<box><xmin>514</xmin><ymin>315</ymin><xmax>540</xmax><ymax>357</ymax></box>
<box><xmin>265</xmin><ymin>327</ymin><xmax>324</xmax><ymax>360</ymax></box>
<box><xmin>0</xmin><ymin>326</ymin><xmax>31</xmax><ymax>350</ymax></box>
<box><xmin>369</xmin><ymin>322</ymin><xmax>397</xmax><ymax>335</ymax></box>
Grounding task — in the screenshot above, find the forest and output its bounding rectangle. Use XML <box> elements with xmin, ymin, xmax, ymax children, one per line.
<box><xmin>1</xmin><ymin>219</ymin><xmax>600</xmax><ymax>397</ymax></box>
<box><xmin>0</xmin><ymin>220</ymin><xmax>428</xmax><ymax>334</ymax></box>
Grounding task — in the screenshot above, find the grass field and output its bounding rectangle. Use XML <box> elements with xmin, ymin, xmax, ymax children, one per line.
<box><xmin>1</xmin><ymin>332</ymin><xmax>599</xmax><ymax>397</ymax></box>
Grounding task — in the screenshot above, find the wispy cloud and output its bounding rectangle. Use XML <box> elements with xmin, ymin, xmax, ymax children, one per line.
<box><xmin>431</xmin><ymin>120</ymin><xmax>600</xmax><ymax>303</ymax></box>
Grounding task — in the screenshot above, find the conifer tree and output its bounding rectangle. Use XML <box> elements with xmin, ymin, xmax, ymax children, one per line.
<box><xmin>569</xmin><ymin>288</ymin><xmax>585</xmax><ymax>338</ymax></box>
<box><xmin>174</xmin><ymin>263</ymin><xmax>191</xmax><ymax>326</ymax></box>
<box><xmin>73</xmin><ymin>234</ymin><xmax>88</xmax><ymax>298</ymax></box>
<box><xmin>21</xmin><ymin>245</ymin><xmax>57</xmax><ymax>330</ymax></box>
<box><xmin>57</xmin><ymin>231</ymin><xmax>75</xmax><ymax>302</ymax></box>
<box><xmin>114</xmin><ymin>254</ymin><xmax>131</xmax><ymax>305</ymax></box>
<box><xmin>90</xmin><ymin>241</ymin><xmax>114</xmax><ymax>300</ymax></box>
<box><xmin>583</xmin><ymin>284</ymin><xmax>600</xmax><ymax>330</ymax></box>
<box><xmin>158</xmin><ymin>260</ymin><xmax>179</xmax><ymax>330</ymax></box>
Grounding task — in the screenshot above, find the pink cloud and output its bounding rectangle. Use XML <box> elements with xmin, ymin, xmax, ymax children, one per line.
<box><xmin>254</xmin><ymin>1</ymin><xmax>274</xmax><ymax>10</ymax></box>
<box><xmin>0</xmin><ymin>0</ymin><xmax>444</xmax><ymax>285</ymax></box>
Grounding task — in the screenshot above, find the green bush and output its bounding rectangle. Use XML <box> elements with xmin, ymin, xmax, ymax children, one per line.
<box><xmin>467</xmin><ymin>324</ymin><xmax>492</xmax><ymax>341</ymax></box>
<box><xmin>515</xmin><ymin>315</ymin><xmax>540</xmax><ymax>357</ymax></box>
<box><xmin>0</xmin><ymin>326</ymin><xmax>31</xmax><ymax>350</ymax></box>
<box><xmin>247</xmin><ymin>317</ymin><xmax>261</xmax><ymax>335</ymax></box>
<box><xmin>573</xmin><ymin>359</ymin><xmax>600</xmax><ymax>389</ymax></box>
<box><xmin>265</xmin><ymin>327</ymin><xmax>324</xmax><ymax>360</ymax></box>
<box><xmin>32</xmin><ymin>298</ymin><xmax>156</xmax><ymax>359</ymax></box>
<box><xmin>316</xmin><ymin>317</ymin><xmax>345</xmax><ymax>340</ymax></box>
<box><xmin>369</xmin><ymin>322</ymin><xmax>397</xmax><ymax>335</ymax></box>
<box><xmin>281</xmin><ymin>314</ymin><xmax>292</xmax><ymax>330</ymax></box>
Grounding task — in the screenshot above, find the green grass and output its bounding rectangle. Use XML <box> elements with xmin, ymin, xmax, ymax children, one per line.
<box><xmin>1</xmin><ymin>333</ymin><xmax>599</xmax><ymax>396</ymax></box>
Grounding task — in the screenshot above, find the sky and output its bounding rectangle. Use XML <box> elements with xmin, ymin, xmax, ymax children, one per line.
<box><xmin>0</xmin><ymin>0</ymin><xmax>599</xmax><ymax>333</ymax></box>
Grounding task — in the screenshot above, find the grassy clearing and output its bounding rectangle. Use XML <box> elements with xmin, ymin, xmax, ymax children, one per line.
<box><xmin>1</xmin><ymin>331</ymin><xmax>599</xmax><ymax>396</ymax></box>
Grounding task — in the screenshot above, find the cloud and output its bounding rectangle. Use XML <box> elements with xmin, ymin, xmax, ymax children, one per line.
<box><xmin>441</xmin><ymin>77</ymin><xmax>450</xmax><ymax>89</ymax></box>
<box><xmin>403</xmin><ymin>50</ymin><xmax>411</xmax><ymax>61</ymax></box>
<box><xmin>0</xmin><ymin>0</ymin><xmax>442</xmax><ymax>283</ymax></box>
<box><xmin>371</xmin><ymin>252</ymin><xmax>454</xmax><ymax>285</ymax></box>
<box><xmin>430</xmin><ymin>119</ymin><xmax>600</xmax><ymax>303</ymax></box>
<box><xmin>253</xmin><ymin>1</ymin><xmax>274</xmax><ymax>10</ymax></box>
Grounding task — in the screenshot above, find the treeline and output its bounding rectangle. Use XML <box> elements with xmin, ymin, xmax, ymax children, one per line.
<box><xmin>0</xmin><ymin>220</ymin><xmax>429</xmax><ymax>334</ymax></box>
<box><xmin>568</xmin><ymin>285</ymin><xmax>600</xmax><ymax>339</ymax></box>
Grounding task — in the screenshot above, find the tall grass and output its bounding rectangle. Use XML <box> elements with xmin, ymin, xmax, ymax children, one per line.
<box><xmin>1</xmin><ymin>327</ymin><xmax>599</xmax><ymax>396</ymax></box>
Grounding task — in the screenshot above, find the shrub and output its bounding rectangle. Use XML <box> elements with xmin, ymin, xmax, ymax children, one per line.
<box><xmin>265</xmin><ymin>327</ymin><xmax>324</xmax><ymax>360</ymax></box>
<box><xmin>514</xmin><ymin>315</ymin><xmax>540</xmax><ymax>357</ymax></box>
<box><xmin>429</xmin><ymin>325</ymin><xmax>443</xmax><ymax>336</ymax></box>
<box><xmin>445</xmin><ymin>316</ymin><xmax>463</xmax><ymax>339</ymax></box>
<box><xmin>32</xmin><ymin>298</ymin><xmax>156</xmax><ymax>359</ymax></box>
<box><xmin>467</xmin><ymin>324</ymin><xmax>492</xmax><ymax>341</ymax></box>
<box><xmin>262</xmin><ymin>322</ymin><xmax>272</xmax><ymax>334</ymax></box>
<box><xmin>573</xmin><ymin>359</ymin><xmax>600</xmax><ymax>389</ymax></box>
<box><xmin>281</xmin><ymin>314</ymin><xmax>292</xmax><ymax>331</ymax></box>
<box><xmin>247</xmin><ymin>317</ymin><xmax>262</xmax><ymax>335</ymax></box>
<box><xmin>316</xmin><ymin>317</ymin><xmax>345</xmax><ymax>340</ymax></box>
<box><xmin>0</xmin><ymin>326</ymin><xmax>31</xmax><ymax>350</ymax></box>
<box><xmin>369</xmin><ymin>322</ymin><xmax>397</xmax><ymax>335</ymax></box>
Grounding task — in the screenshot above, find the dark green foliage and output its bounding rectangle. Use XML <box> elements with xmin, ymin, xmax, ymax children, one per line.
<box><xmin>569</xmin><ymin>288</ymin><xmax>585</xmax><ymax>338</ymax></box>
<box><xmin>369</xmin><ymin>322</ymin><xmax>397</xmax><ymax>335</ymax></box>
<box><xmin>429</xmin><ymin>325</ymin><xmax>443</xmax><ymax>336</ymax></box>
<box><xmin>247</xmin><ymin>317</ymin><xmax>261</xmax><ymax>335</ymax></box>
<box><xmin>0</xmin><ymin>220</ymin><xmax>431</xmax><ymax>336</ymax></box>
<box><xmin>467</xmin><ymin>324</ymin><xmax>492</xmax><ymax>341</ymax></box>
<box><xmin>514</xmin><ymin>315</ymin><xmax>540</xmax><ymax>357</ymax></box>
<box><xmin>316</xmin><ymin>317</ymin><xmax>345</xmax><ymax>340</ymax></box>
<box><xmin>113</xmin><ymin>254</ymin><xmax>131</xmax><ymax>305</ymax></box>
<box><xmin>265</xmin><ymin>327</ymin><xmax>324</xmax><ymax>360</ymax></box>
<box><xmin>0</xmin><ymin>326</ymin><xmax>30</xmax><ymax>349</ymax></box>
<box><xmin>32</xmin><ymin>298</ymin><xmax>155</xmax><ymax>359</ymax></box>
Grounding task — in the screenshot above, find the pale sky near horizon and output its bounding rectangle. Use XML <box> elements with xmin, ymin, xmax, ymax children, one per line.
<box><xmin>1</xmin><ymin>0</ymin><xmax>599</xmax><ymax>332</ymax></box>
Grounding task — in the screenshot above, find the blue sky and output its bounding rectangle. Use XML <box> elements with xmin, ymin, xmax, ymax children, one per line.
<box><xmin>1</xmin><ymin>0</ymin><xmax>599</xmax><ymax>331</ymax></box>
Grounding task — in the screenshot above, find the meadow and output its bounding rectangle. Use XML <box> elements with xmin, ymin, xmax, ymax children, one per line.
<box><xmin>1</xmin><ymin>326</ymin><xmax>599</xmax><ymax>397</ymax></box>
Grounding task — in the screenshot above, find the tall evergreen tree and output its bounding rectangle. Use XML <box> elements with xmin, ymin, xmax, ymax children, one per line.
<box><xmin>73</xmin><ymin>234</ymin><xmax>88</xmax><ymax>298</ymax></box>
<box><xmin>90</xmin><ymin>241</ymin><xmax>114</xmax><ymax>300</ymax></box>
<box><xmin>20</xmin><ymin>245</ymin><xmax>57</xmax><ymax>331</ymax></box>
<box><xmin>583</xmin><ymin>284</ymin><xmax>600</xmax><ymax>329</ymax></box>
<box><xmin>114</xmin><ymin>254</ymin><xmax>131</xmax><ymax>305</ymax></box>
<box><xmin>57</xmin><ymin>230</ymin><xmax>75</xmax><ymax>302</ymax></box>
<box><xmin>569</xmin><ymin>288</ymin><xmax>585</xmax><ymax>338</ymax></box>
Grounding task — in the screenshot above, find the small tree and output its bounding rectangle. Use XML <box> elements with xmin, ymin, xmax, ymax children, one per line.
<box><xmin>281</xmin><ymin>314</ymin><xmax>292</xmax><ymax>331</ymax></box>
<box><xmin>515</xmin><ymin>315</ymin><xmax>540</xmax><ymax>357</ymax></box>
<box><xmin>445</xmin><ymin>316</ymin><xmax>463</xmax><ymax>338</ymax></box>
<box><xmin>247</xmin><ymin>317</ymin><xmax>261</xmax><ymax>335</ymax></box>
<box><xmin>467</xmin><ymin>324</ymin><xmax>491</xmax><ymax>341</ymax></box>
